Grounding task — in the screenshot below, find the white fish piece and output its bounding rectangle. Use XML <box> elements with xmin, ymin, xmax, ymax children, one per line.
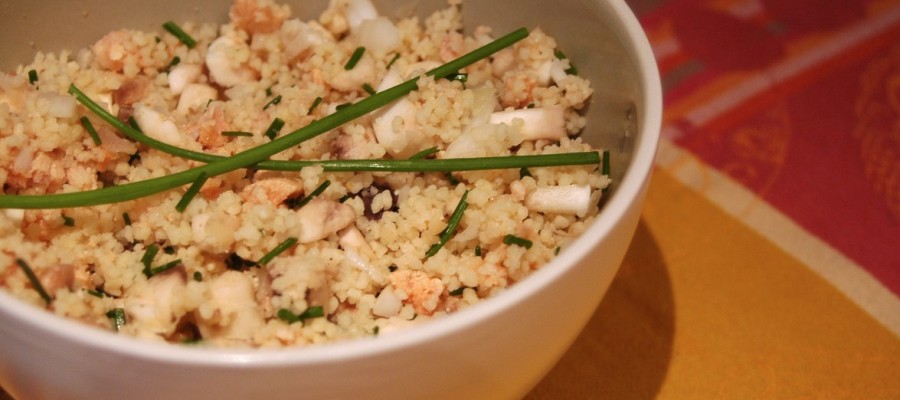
<box><xmin>133</xmin><ymin>104</ymin><xmax>183</xmax><ymax>146</ymax></box>
<box><xmin>167</xmin><ymin>64</ymin><xmax>203</xmax><ymax>95</ymax></box>
<box><xmin>177</xmin><ymin>83</ymin><xmax>218</xmax><ymax>114</ymax></box>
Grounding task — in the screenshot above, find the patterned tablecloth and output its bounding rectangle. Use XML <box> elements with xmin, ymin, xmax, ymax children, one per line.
<box><xmin>527</xmin><ymin>0</ymin><xmax>900</xmax><ymax>398</ymax></box>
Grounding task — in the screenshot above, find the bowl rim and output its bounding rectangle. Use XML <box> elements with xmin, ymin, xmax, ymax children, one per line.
<box><xmin>0</xmin><ymin>0</ymin><xmax>662</xmax><ymax>367</ymax></box>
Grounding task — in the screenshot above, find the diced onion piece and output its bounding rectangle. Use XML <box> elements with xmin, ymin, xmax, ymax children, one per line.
<box><xmin>372</xmin><ymin>98</ymin><xmax>420</xmax><ymax>158</ymax></box>
<box><xmin>45</xmin><ymin>93</ymin><xmax>77</xmax><ymax>119</ymax></box>
<box><xmin>489</xmin><ymin>107</ymin><xmax>566</xmax><ymax>141</ymax></box>
<box><xmin>373</xmin><ymin>286</ymin><xmax>402</xmax><ymax>317</ymax></box>
<box><xmin>525</xmin><ymin>184</ymin><xmax>592</xmax><ymax>216</ymax></box>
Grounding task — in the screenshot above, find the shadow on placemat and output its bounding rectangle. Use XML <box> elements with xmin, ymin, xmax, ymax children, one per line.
<box><xmin>526</xmin><ymin>219</ymin><xmax>676</xmax><ymax>399</ymax></box>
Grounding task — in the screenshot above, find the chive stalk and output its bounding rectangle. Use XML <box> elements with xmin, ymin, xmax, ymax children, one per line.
<box><xmin>175</xmin><ymin>172</ymin><xmax>207</xmax><ymax>212</ymax></box>
<box><xmin>345</xmin><ymin>47</ymin><xmax>366</xmax><ymax>70</ymax></box>
<box><xmin>141</xmin><ymin>244</ymin><xmax>160</xmax><ymax>270</ymax></box>
<box><xmin>162</xmin><ymin>21</ymin><xmax>197</xmax><ymax>48</ymax></box>
<box><xmin>408</xmin><ymin>147</ymin><xmax>439</xmax><ymax>160</ymax></box>
<box><xmin>287</xmin><ymin>180</ymin><xmax>331</xmax><ymax>209</ymax></box>
<box><xmin>308</xmin><ymin>96</ymin><xmax>323</xmax><ymax>114</ymax></box>
<box><xmin>0</xmin><ymin>28</ymin><xmax>529</xmax><ymax>210</ymax></box>
<box><xmin>426</xmin><ymin>190</ymin><xmax>469</xmax><ymax>257</ymax></box>
<box><xmin>263</xmin><ymin>95</ymin><xmax>282</xmax><ymax>110</ymax></box>
<box><xmin>79</xmin><ymin>116</ymin><xmax>102</xmax><ymax>145</ymax></box>
<box><xmin>257</xmin><ymin>237</ymin><xmax>298</xmax><ymax>266</ymax></box>
<box><xmin>144</xmin><ymin>259</ymin><xmax>182</xmax><ymax>278</ymax></box>
<box><xmin>263</xmin><ymin>118</ymin><xmax>285</xmax><ymax>140</ymax></box>
<box><xmin>362</xmin><ymin>83</ymin><xmax>376</xmax><ymax>95</ymax></box>
<box><xmin>16</xmin><ymin>258</ymin><xmax>52</xmax><ymax>305</ymax></box>
<box><xmin>222</xmin><ymin>131</ymin><xmax>253</xmax><ymax>137</ymax></box>
<box><xmin>503</xmin><ymin>234</ymin><xmax>532</xmax><ymax>249</ymax></box>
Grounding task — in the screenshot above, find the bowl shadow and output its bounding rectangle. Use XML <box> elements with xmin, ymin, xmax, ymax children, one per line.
<box><xmin>524</xmin><ymin>218</ymin><xmax>675</xmax><ymax>399</ymax></box>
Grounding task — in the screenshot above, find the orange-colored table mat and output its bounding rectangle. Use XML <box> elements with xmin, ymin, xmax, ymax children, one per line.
<box><xmin>530</xmin><ymin>0</ymin><xmax>900</xmax><ymax>398</ymax></box>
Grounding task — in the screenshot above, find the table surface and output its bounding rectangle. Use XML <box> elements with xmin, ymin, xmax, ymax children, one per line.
<box><xmin>3</xmin><ymin>1</ymin><xmax>900</xmax><ymax>399</ymax></box>
<box><xmin>527</xmin><ymin>0</ymin><xmax>900</xmax><ymax>398</ymax></box>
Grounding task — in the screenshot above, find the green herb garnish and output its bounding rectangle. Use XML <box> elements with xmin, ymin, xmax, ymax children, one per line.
<box><xmin>257</xmin><ymin>237</ymin><xmax>298</xmax><ymax>266</ymax></box>
<box><xmin>386</xmin><ymin>53</ymin><xmax>401</xmax><ymax>69</ymax></box>
<box><xmin>286</xmin><ymin>180</ymin><xmax>331</xmax><ymax>209</ymax></box>
<box><xmin>308</xmin><ymin>96</ymin><xmax>323</xmax><ymax>114</ymax></box>
<box><xmin>449</xmin><ymin>287</ymin><xmax>467</xmax><ymax>296</ymax></box>
<box><xmin>163</xmin><ymin>56</ymin><xmax>181</xmax><ymax>72</ymax></box>
<box><xmin>263</xmin><ymin>95</ymin><xmax>282</xmax><ymax>110</ymax></box>
<box><xmin>554</xmin><ymin>49</ymin><xmax>578</xmax><ymax>75</ymax></box>
<box><xmin>175</xmin><ymin>172</ymin><xmax>207</xmax><ymax>212</ymax></box>
<box><xmin>162</xmin><ymin>21</ymin><xmax>197</xmax><ymax>48</ymax></box>
<box><xmin>362</xmin><ymin>83</ymin><xmax>377</xmax><ymax>95</ymax></box>
<box><xmin>16</xmin><ymin>258</ymin><xmax>52</xmax><ymax>305</ymax></box>
<box><xmin>27</xmin><ymin>69</ymin><xmax>38</xmax><ymax>85</ymax></box>
<box><xmin>426</xmin><ymin>190</ymin><xmax>469</xmax><ymax>257</ymax></box>
<box><xmin>62</xmin><ymin>214</ymin><xmax>75</xmax><ymax>227</ymax></box>
<box><xmin>503</xmin><ymin>234</ymin><xmax>532</xmax><ymax>249</ymax></box>
<box><xmin>475</xmin><ymin>245</ymin><xmax>482</xmax><ymax>257</ymax></box>
<box><xmin>106</xmin><ymin>308</ymin><xmax>127</xmax><ymax>331</ymax></box>
<box><xmin>222</xmin><ymin>131</ymin><xmax>253</xmax><ymax>137</ymax></box>
<box><xmin>277</xmin><ymin>306</ymin><xmax>325</xmax><ymax>324</ymax></box>
<box><xmin>123</xmin><ymin>212</ymin><xmax>132</xmax><ymax>226</ymax></box>
<box><xmin>141</xmin><ymin>244</ymin><xmax>160</xmax><ymax>271</ymax></box>
<box><xmin>408</xmin><ymin>147</ymin><xmax>439</xmax><ymax>160</ymax></box>
<box><xmin>144</xmin><ymin>259</ymin><xmax>181</xmax><ymax>278</ymax></box>
<box><xmin>345</xmin><ymin>46</ymin><xmax>366</xmax><ymax>70</ymax></box>
<box><xmin>79</xmin><ymin>116</ymin><xmax>102</xmax><ymax>145</ymax></box>
<box><xmin>263</xmin><ymin>117</ymin><xmax>285</xmax><ymax>140</ymax></box>
<box><xmin>193</xmin><ymin>271</ymin><xmax>203</xmax><ymax>282</ymax></box>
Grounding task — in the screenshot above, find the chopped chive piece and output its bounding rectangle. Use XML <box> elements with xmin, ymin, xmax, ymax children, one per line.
<box><xmin>335</xmin><ymin>102</ymin><xmax>352</xmax><ymax>111</ymax></box>
<box><xmin>127</xmin><ymin>116</ymin><xmax>142</xmax><ymax>133</ymax></box>
<box><xmin>362</xmin><ymin>83</ymin><xmax>376</xmax><ymax>95</ymax></box>
<box><xmin>263</xmin><ymin>117</ymin><xmax>285</xmax><ymax>140</ymax></box>
<box><xmin>106</xmin><ymin>308</ymin><xmax>127</xmax><ymax>331</ymax></box>
<box><xmin>123</xmin><ymin>212</ymin><xmax>132</xmax><ymax>226</ymax></box>
<box><xmin>163</xmin><ymin>56</ymin><xmax>181</xmax><ymax>72</ymax></box>
<box><xmin>265</xmin><ymin>86</ymin><xmax>273</xmax><ymax>97</ymax></box>
<box><xmin>62</xmin><ymin>214</ymin><xmax>75</xmax><ymax>227</ymax></box>
<box><xmin>155</xmin><ymin>36</ymin><xmax>161</xmax><ymax>43</ymax></box>
<box><xmin>144</xmin><ymin>259</ymin><xmax>181</xmax><ymax>278</ymax></box>
<box><xmin>449</xmin><ymin>287</ymin><xmax>466</xmax><ymax>296</ymax></box>
<box><xmin>338</xmin><ymin>194</ymin><xmax>351</xmax><ymax>203</ymax></box>
<box><xmin>175</xmin><ymin>172</ymin><xmax>208</xmax><ymax>213</ymax></box>
<box><xmin>141</xmin><ymin>244</ymin><xmax>160</xmax><ymax>270</ymax></box>
<box><xmin>307</xmin><ymin>96</ymin><xmax>323</xmax><ymax>114</ymax></box>
<box><xmin>277</xmin><ymin>306</ymin><xmax>325</xmax><ymax>324</ymax></box>
<box><xmin>87</xmin><ymin>289</ymin><xmax>105</xmax><ymax>298</ymax></box>
<box><xmin>163</xmin><ymin>245</ymin><xmax>176</xmax><ymax>255</ymax></box>
<box><xmin>257</xmin><ymin>237</ymin><xmax>298</xmax><ymax>266</ymax></box>
<box><xmin>386</xmin><ymin>52</ymin><xmax>401</xmax><ymax>69</ymax></box>
<box><xmin>426</xmin><ymin>190</ymin><xmax>469</xmax><ymax>257</ymax></box>
<box><xmin>286</xmin><ymin>180</ymin><xmax>331</xmax><ymax>209</ymax></box>
<box><xmin>519</xmin><ymin>167</ymin><xmax>532</xmax><ymax>178</ymax></box>
<box><xmin>554</xmin><ymin>49</ymin><xmax>578</xmax><ymax>75</ymax></box>
<box><xmin>162</xmin><ymin>21</ymin><xmax>197</xmax><ymax>48</ymax></box>
<box><xmin>408</xmin><ymin>147</ymin><xmax>439</xmax><ymax>160</ymax></box>
<box><xmin>388</xmin><ymin>265</ymin><xmax>398</xmax><ymax>272</ymax></box>
<box><xmin>526</xmin><ymin>103</ymin><xmax>536</xmax><ymax>109</ymax></box>
<box><xmin>344</xmin><ymin>46</ymin><xmax>366</xmax><ymax>70</ymax></box>
<box><xmin>373</xmin><ymin>325</ymin><xmax>380</xmax><ymax>335</ymax></box>
<box><xmin>475</xmin><ymin>245</ymin><xmax>482</xmax><ymax>257</ymax></box>
<box><xmin>27</xmin><ymin>69</ymin><xmax>38</xmax><ymax>85</ymax></box>
<box><xmin>222</xmin><ymin>131</ymin><xmax>253</xmax><ymax>137</ymax></box>
<box><xmin>193</xmin><ymin>271</ymin><xmax>203</xmax><ymax>282</ymax></box>
<box><xmin>554</xmin><ymin>246</ymin><xmax>561</xmax><ymax>255</ymax></box>
<box><xmin>263</xmin><ymin>95</ymin><xmax>282</xmax><ymax>110</ymax></box>
<box><xmin>79</xmin><ymin>116</ymin><xmax>102</xmax><ymax>145</ymax></box>
<box><xmin>503</xmin><ymin>234</ymin><xmax>533</xmax><ymax>249</ymax></box>
<box><xmin>16</xmin><ymin>258</ymin><xmax>52</xmax><ymax>305</ymax></box>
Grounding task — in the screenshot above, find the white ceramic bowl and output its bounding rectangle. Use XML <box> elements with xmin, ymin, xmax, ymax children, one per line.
<box><xmin>0</xmin><ymin>1</ymin><xmax>661</xmax><ymax>399</ymax></box>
